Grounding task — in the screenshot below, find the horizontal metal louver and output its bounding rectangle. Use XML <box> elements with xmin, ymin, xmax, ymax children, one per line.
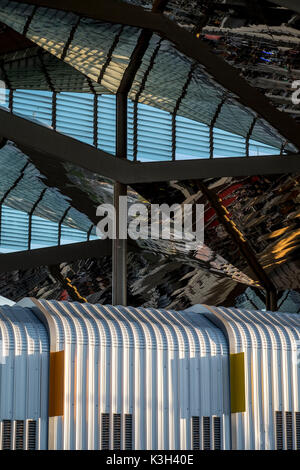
<box><xmin>213</xmin><ymin>416</ymin><xmax>221</xmax><ymax>450</ymax></box>
<box><xmin>15</xmin><ymin>420</ymin><xmax>24</xmax><ymax>450</ymax></box>
<box><xmin>286</xmin><ymin>412</ymin><xmax>293</xmax><ymax>450</ymax></box>
<box><xmin>12</xmin><ymin>90</ymin><xmax>52</xmax><ymax>127</ymax></box>
<box><xmin>101</xmin><ymin>413</ymin><xmax>110</xmax><ymax>450</ymax></box>
<box><xmin>203</xmin><ymin>417</ymin><xmax>211</xmax><ymax>450</ymax></box>
<box><xmin>98</xmin><ymin>95</ymin><xmax>116</xmax><ymax>155</ymax></box>
<box><xmin>27</xmin><ymin>420</ymin><xmax>37</xmax><ymax>450</ymax></box>
<box><xmin>56</xmin><ymin>92</ymin><xmax>94</xmax><ymax>145</ymax></box>
<box><xmin>7</xmin><ymin>90</ymin><xmax>281</xmax><ymax>161</ymax></box>
<box><xmin>0</xmin><ymin>205</ymin><xmax>29</xmax><ymax>252</ymax></box>
<box><xmin>176</xmin><ymin>116</ymin><xmax>210</xmax><ymax>160</ymax></box>
<box><xmin>113</xmin><ymin>414</ymin><xmax>121</xmax><ymax>451</ymax></box>
<box><xmin>2</xmin><ymin>420</ymin><xmax>12</xmax><ymax>450</ymax></box>
<box><xmin>124</xmin><ymin>414</ymin><xmax>133</xmax><ymax>450</ymax></box>
<box><xmin>296</xmin><ymin>412</ymin><xmax>300</xmax><ymax>450</ymax></box>
<box><xmin>192</xmin><ymin>416</ymin><xmax>200</xmax><ymax>450</ymax></box>
<box><xmin>136</xmin><ymin>103</ymin><xmax>172</xmax><ymax>162</ymax></box>
<box><xmin>275</xmin><ymin>411</ymin><xmax>283</xmax><ymax>450</ymax></box>
<box><xmin>0</xmin><ymin>204</ymin><xmax>92</xmax><ymax>253</ymax></box>
<box><xmin>30</xmin><ymin>215</ymin><xmax>59</xmax><ymax>249</ymax></box>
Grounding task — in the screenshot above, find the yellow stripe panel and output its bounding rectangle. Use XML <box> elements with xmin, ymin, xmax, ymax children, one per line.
<box><xmin>49</xmin><ymin>350</ymin><xmax>65</xmax><ymax>417</ymax></box>
<box><xmin>230</xmin><ymin>352</ymin><xmax>246</xmax><ymax>413</ymax></box>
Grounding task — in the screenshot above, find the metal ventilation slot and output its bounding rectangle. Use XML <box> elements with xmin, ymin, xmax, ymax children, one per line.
<box><xmin>15</xmin><ymin>420</ymin><xmax>24</xmax><ymax>450</ymax></box>
<box><xmin>213</xmin><ymin>416</ymin><xmax>221</xmax><ymax>450</ymax></box>
<box><xmin>203</xmin><ymin>417</ymin><xmax>211</xmax><ymax>450</ymax></box>
<box><xmin>192</xmin><ymin>417</ymin><xmax>200</xmax><ymax>450</ymax></box>
<box><xmin>2</xmin><ymin>420</ymin><xmax>12</xmax><ymax>450</ymax></box>
<box><xmin>27</xmin><ymin>420</ymin><xmax>37</xmax><ymax>450</ymax></box>
<box><xmin>124</xmin><ymin>414</ymin><xmax>133</xmax><ymax>450</ymax></box>
<box><xmin>286</xmin><ymin>412</ymin><xmax>293</xmax><ymax>450</ymax></box>
<box><xmin>275</xmin><ymin>411</ymin><xmax>283</xmax><ymax>450</ymax></box>
<box><xmin>113</xmin><ymin>414</ymin><xmax>121</xmax><ymax>450</ymax></box>
<box><xmin>101</xmin><ymin>413</ymin><xmax>110</xmax><ymax>450</ymax></box>
<box><xmin>296</xmin><ymin>412</ymin><xmax>300</xmax><ymax>450</ymax></box>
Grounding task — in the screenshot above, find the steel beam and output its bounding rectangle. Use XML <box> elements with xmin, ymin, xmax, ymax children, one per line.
<box><xmin>1</xmin><ymin>108</ymin><xmax>299</xmax><ymax>185</ymax></box>
<box><xmin>129</xmin><ymin>155</ymin><xmax>300</xmax><ymax>183</ymax></box>
<box><xmin>0</xmin><ymin>107</ymin><xmax>129</xmax><ymax>181</ymax></box>
<box><xmin>10</xmin><ymin>0</ymin><xmax>300</xmax><ymax>150</ymax></box>
<box><xmin>198</xmin><ymin>180</ymin><xmax>278</xmax><ymax>311</ymax></box>
<box><xmin>0</xmin><ymin>239</ymin><xmax>112</xmax><ymax>273</ymax></box>
<box><xmin>268</xmin><ymin>1</ymin><xmax>300</xmax><ymax>15</ymax></box>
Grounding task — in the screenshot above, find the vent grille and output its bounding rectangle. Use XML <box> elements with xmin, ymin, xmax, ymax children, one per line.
<box><xmin>124</xmin><ymin>414</ymin><xmax>133</xmax><ymax>450</ymax></box>
<box><xmin>213</xmin><ymin>416</ymin><xmax>221</xmax><ymax>450</ymax></box>
<box><xmin>275</xmin><ymin>411</ymin><xmax>283</xmax><ymax>450</ymax></box>
<box><xmin>286</xmin><ymin>412</ymin><xmax>293</xmax><ymax>450</ymax></box>
<box><xmin>2</xmin><ymin>420</ymin><xmax>11</xmax><ymax>450</ymax></box>
<box><xmin>192</xmin><ymin>416</ymin><xmax>200</xmax><ymax>450</ymax></box>
<box><xmin>0</xmin><ymin>420</ymin><xmax>38</xmax><ymax>450</ymax></box>
<box><xmin>27</xmin><ymin>420</ymin><xmax>37</xmax><ymax>450</ymax></box>
<box><xmin>113</xmin><ymin>414</ymin><xmax>121</xmax><ymax>450</ymax></box>
<box><xmin>15</xmin><ymin>420</ymin><xmax>24</xmax><ymax>450</ymax></box>
<box><xmin>203</xmin><ymin>417</ymin><xmax>211</xmax><ymax>450</ymax></box>
<box><xmin>101</xmin><ymin>413</ymin><xmax>110</xmax><ymax>450</ymax></box>
<box><xmin>296</xmin><ymin>412</ymin><xmax>300</xmax><ymax>450</ymax></box>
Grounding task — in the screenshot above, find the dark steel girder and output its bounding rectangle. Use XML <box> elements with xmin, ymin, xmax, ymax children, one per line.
<box><xmin>0</xmin><ymin>108</ymin><xmax>299</xmax><ymax>185</ymax></box>
<box><xmin>0</xmin><ymin>239</ymin><xmax>112</xmax><ymax>273</ymax></box>
<box><xmin>9</xmin><ymin>0</ymin><xmax>300</xmax><ymax>151</ymax></box>
<box><xmin>198</xmin><ymin>180</ymin><xmax>278</xmax><ymax>311</ymax></box>
<box><xmin>268</xmin><ymin>0</ymin><xmax>300</xmax><ymax>15</ymax></box>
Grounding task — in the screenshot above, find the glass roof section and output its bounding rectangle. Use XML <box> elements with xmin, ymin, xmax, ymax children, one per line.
<box><xmin>0</xmin><ymin>0</ymin><xmax>296</xmax><ymax>152</ymax></box>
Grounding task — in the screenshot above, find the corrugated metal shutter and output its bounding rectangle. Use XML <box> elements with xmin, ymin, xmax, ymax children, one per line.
<box><xmin>0</xmin><ymin>205</ymin><xmax>92</xmax><ymax>253</ymax></box>
<box><xmin>30</xmin><ymin>215</ymin><xmax>59</xmax><ymax>249</ymax></box>
<box><xmin>249</xmin><ymin>139</ymin><xmax>281</xmax><ymax>156</ymax></box>
<box><xmin>0</xmin><ymin>205</ymin><xmax>29</xmax><ymax>252</ymax></box>
<box><xmin>136</xmin><ymin>103</ymin><xmax>172</xmax><ymax>161</ymax></box>
<box><xmin>98</xmin><ymin>95</ymin><xmax>116</xmax><ymax>155</ymax></box>
<box><xmin>12</xmin><ymin>90</ymin><xmax>52</xmax><ymax>126</ymax></box>
<box><xmin>176</xmin><ymin>116</ymin><xmax>210</xmax><ymax>160</ymax></box>
<box><xmin>213</xmin><ymin>128</ymin><xmax>245</xmax><ymax>158</ymax></box>
<box><xmin>9</xmin><ymin>90</ymin><xmax>281</xmax><ymax>160</ymax></box>
<box><xmin>56</xmin><ymin>92</ymin><xmax>94</xmax><ymax>145</ymax></box>
<box><xmin>60</xmin><ymin>225</ymin><xmax>87</xmax><ymax>245</ymax></box>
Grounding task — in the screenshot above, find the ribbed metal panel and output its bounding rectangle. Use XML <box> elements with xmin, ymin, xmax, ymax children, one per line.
<box><xmin>200</xmin><ymin>305</ymin><xmax>300</xmax><ymax>450</ymax></box>
<box><xmin>0</xmin><ymin>306</ymin><xmax>49</xmax><ymax>450</ymax></box>
<box><xmin>30</xmin><ymin>299</ymin><xmax>230</xmax><ymax>450</ymax></box>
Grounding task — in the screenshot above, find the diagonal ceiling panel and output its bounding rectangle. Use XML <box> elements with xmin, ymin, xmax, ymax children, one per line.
<box><xmin>0</xmin><ymin>0</ymin><xmax>299</xmax><ymax>152</ymax></box>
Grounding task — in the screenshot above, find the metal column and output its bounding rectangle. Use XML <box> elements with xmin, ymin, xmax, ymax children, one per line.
<box><xmin>113</xmin><ymin>93</ymin><xmax>128</xmax><ymax>305</ymax></box>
